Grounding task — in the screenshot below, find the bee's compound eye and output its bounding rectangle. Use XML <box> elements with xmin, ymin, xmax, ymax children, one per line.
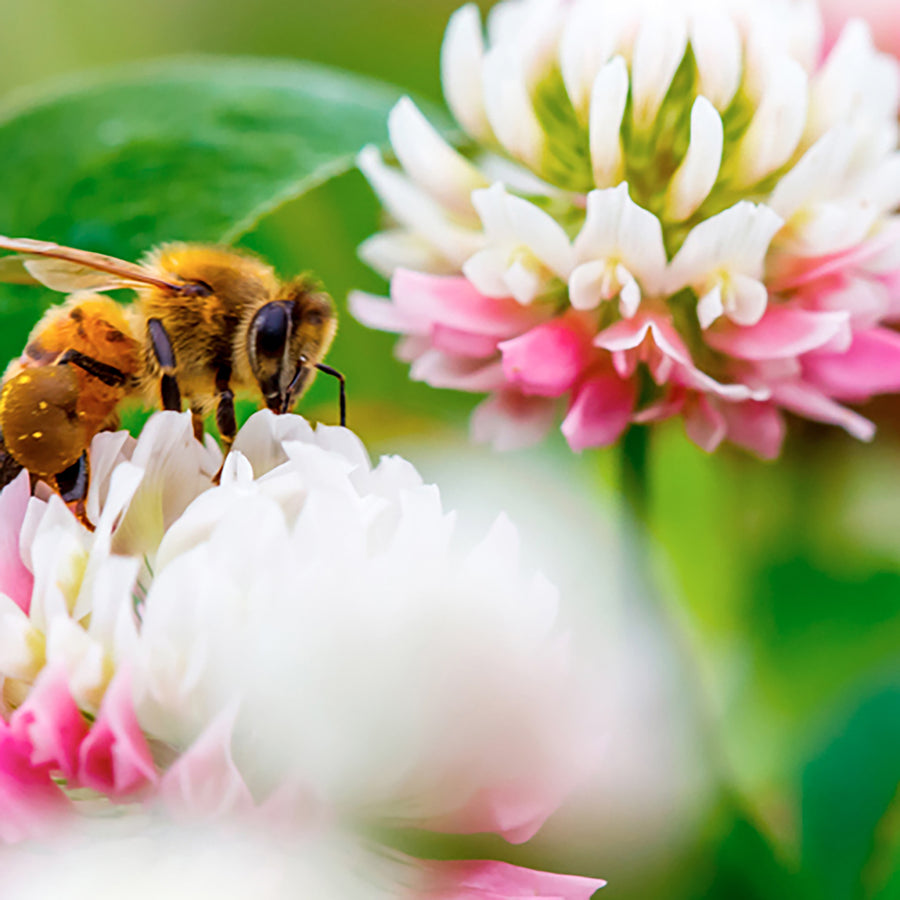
<box><xmin>252</xmin><ymin>303</ymin><xmax>290</xmax><ymax>359</ymax></box>
<box><xmin>0</xmin><ymin>368</ymin><xmax>87</xmax><ymax>477</ymax></box>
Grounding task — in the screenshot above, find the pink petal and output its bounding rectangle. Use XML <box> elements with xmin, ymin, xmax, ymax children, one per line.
<box><xmin>819</xmin><ymin>0</ymin><xmax>900</xmax><ymax>59</ymax></box>
<box><xmin>470</xmin><ymin>391</ymin><xmax>558</xmax><ymax>451</ymax></box>
<box><xmin>719</xmin><ymin>401</ymin><xmax>786</xmax><ymax>459</ymax></box>
<box><xmin>423</xmin><ymin>782</ymin><xmax>564</xmax><ymax>845</ymax></box>
<box><xmin>349</xmin><ymin>291</ymin><xmax>423</xmax><ymax>335</ymax></box>
<box><xmin>158</xmin><ymin>707</ymin><xmax>253</xmax><ymax>821</ymax></box>
<box><xmin>10</xmin><ymin>667</ymin><xmax>87</xmax><ymax>781</ymax></box>
<box><xmin>499</xmin><ymin>319</ymin><xmax>595</xmax><ymax>397</ymax></box>
<box><xmin>423</xmin><ymin>860</ymin><xmax>605</xmax><ymax>899</ymax></box>
<box><xmin>798</xmin><ymin>273</ymin><xmax>889</xmax><ymax>329</ymax></box>
<box><xmin>562</xmin><ymin>374</ymin><xmax>636</xmax><ymax>451</ymax></box>
<box><xmin>392</xmin><ymin>270</ymin><xmax>538</xmax><ymax>337</ymax></box>
<box><xmin>411</xmin><ymin>351</ymin><xmax>506</xmax><ymax>392</ymax></box>
<box><xmin>0</xmin><ymin>719</ymin><xmax>70</xmax><ymax>844</ymax></box>
<box><xmin>683</xmin><ymin>395</ymin><xmax>727</xmax><ymax>453</ymax></box>
<box><xmin>803</xmin><ymin>327</ymin><xmax>900</xmax><ymax>401</ymax></box>
<box><xmin>432</xmin><ymin>324</ymin><xmax>502</xmax><ymax>359</ymax></box>
<box><xmin>771</xmin><ymin>222</ymin><xmax>900</xmax><ymax>290</ymax></box>
<box><xmin>594</xmin><ymin>315</ymin><xmax>690</xmax><ymax>364</ymax></box>
<box><xmin>772</xmin><ymin>381</ymin><xmax>876</xmax><ymax>441</ymax></box>
<box><xmin>0</xmin><ymin>472</ymin><xmax>34</xmax><ymax>614</ymax></box>
<box><xmin>705</xmin><ymin>307</ymin><xmax>851</xmax><ymax>360</ymax></box>
<box><xmin>77</xmin><ymin>670</ymin><xmax>157</xmax><ymax>798</ymax></box>
<box><xmin>593</xmin><ymin>317</ymin><xmax>654</xmax><ymax>354</ymax></box>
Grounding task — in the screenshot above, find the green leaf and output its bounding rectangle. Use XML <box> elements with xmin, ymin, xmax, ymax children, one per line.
<box><xmin>802</xmin><ymin>688</ymin><xmax>900</xmax><ymax>900</ymax></box>
<box><xmin>0</xmin><ymin>55</ymin><xmax>443</xmax><ymax>362</ymax></box>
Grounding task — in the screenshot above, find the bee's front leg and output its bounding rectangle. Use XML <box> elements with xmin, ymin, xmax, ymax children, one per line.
<box><xmin>215</xmin><ymin>364</ymin><xmax>236</xmax><ymax>456</ymax></box>
<box><xmin>147</xmin><ymin>318</ymin><xmax>182</xmax><ymax>412</ymax></box>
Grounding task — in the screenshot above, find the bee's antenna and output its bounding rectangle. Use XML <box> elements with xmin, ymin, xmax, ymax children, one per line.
<box><xmin>315</xmin><ymin>363</ymin><xmax>346</xmax><ymax>427</ymax></box>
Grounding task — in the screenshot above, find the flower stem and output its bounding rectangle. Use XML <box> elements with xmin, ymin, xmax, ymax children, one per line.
<box><xmin>616</xmin><ymin>426</ymin><xmax>790</xmax><ymax>865</ymax></box>
<box><xmin>621</xmin><ymin>424</ymin><xmax>651</xmax><ymax>526</ymax></box>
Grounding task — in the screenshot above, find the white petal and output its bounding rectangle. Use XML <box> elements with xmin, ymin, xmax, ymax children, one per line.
<box><xmin>503</xmin><ymin>0</ymin><xmax>564</xmax><ymax>89</ymax></box>
<box><xmin>560</xmin><ymin>0</ymin><xmax>631</xmax><ymax>118</ymax></box>
<box><xmin>0</xmin><ymin>594</ymin><xmax>42</xmax><ymax>680</ymax></box>
<box><xmin>664</xmin><ymin>96</ymin><xmax>724</xmax><ymax>222</ymax></box>
<box><xmin>667</xmin><ymin>201</ymin><xmax>784</xmax><ymax>290</ymax></box>
<box><xmin>502</xmin><ymin>191</ymin><xmax>575</xmax><ymax>278</ymax></box>
<box><xmin>471</xmin><ymin>183</ymin><xmax>574</xmax><ymax>280</ymax></box>
<box><xmin>725</xmin><ymin>274</ymin><xmax>769</xmax><ymax>326</ymax></box>
<box><xmin>618</xmin><ymin>269</ymin><xmax>642</xmax><ymax>319</ymax></box>
<box><xmin>785</xmin><ymin>201</ymin><xmax>880</xmax><ymax>256</ymax></box>
<box><xmin>690</xmin><ymin>11</ymin><xmax>742</xmax><ymax>111</ymax></box>
<box><xmin>357</xmin><ymin>146</ymin><xmax>483</xmax><ymax>267</ymax></box>
<box><xmin>630</xmin><ymin>12</ymin><xmax>688</xmax><ymax>133</ymax></box>
<box><xmin>856</xmin><ymin>152</ymin><xmax>900</xmax><ymax>217</ymax></box>
<box><xmin>463</xmin><ymin>247</ymin><xmax>512</xmax><ymax>298</ymax></box>
<box><xmin>589</xmin><ymin>56</ymin><xmax>629</xmax><ymax>189</ymax></box>
<box><xmin>696</xmin><ymin>284</ymin><xmax>724</xmax><ymax>330</ymax></box>
<box><xmin>388</xmin><ymin>97</ymin><xmax>486</xmax><ymax>217</ymax></box>
<box><xmin>441</xmin><ymin>3</ymin><xmax>493</xmax><ymax>142</ymax></box>
<box><xmin>482</xmin><ymin>47</ymin><xmax>544</xmax><ymax>169</ymax></box>
<box><xmin>471</xmin><ymin>181</ymin><xmax>515</xmax><ymax>240</ymax></box>
<box><xmin>358</xmin><ymin>230</ymin><xmax>454</xmax><ymax>279</ymax></box>
<box><xmin>574</xmin><ymin>184</ymin><xmax>668</xmax><ymax>293</ymax></box>
<box><xmin>505</xmin><ymin>256</ymin><xmax>544</xmax><ymax>305</ymax></box>
<box><xmin>768</xmin><ymin>127</ymin><xmax>856</xmax><ymax>221</ymax></box>
<box><xmin>569</xmin><ymin>260</ymin><xmax>609</xmax><ymax>311</ymax></box>
<box><xmin>807</xmin><ymin>19</ymin><xmax>900</xmax><ymax>142</ymax></box>
<box><xmin>732</xmin><ymin>57</ymin><xmax>808</xmax><ymax>187</ymax></box>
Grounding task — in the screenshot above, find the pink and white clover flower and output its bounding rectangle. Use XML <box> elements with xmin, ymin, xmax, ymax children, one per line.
<box><xmin>0</xmin><ymin>411</ymin><xmax>601</xmax><ymax>851</ymax></box>
<box><xmin>352</xmin><ymin>0</ymin><xmax>900</xmax><ymax>457</ymax></box>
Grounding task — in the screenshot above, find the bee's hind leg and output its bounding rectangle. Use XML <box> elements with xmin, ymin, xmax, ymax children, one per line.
<box><xmin>147</xmin><ymin>318</ymin><xmax>182</xmax><ymax>412</ymax></box>
<box><xmin>56</xmin><ymin>350</ymin><xmax>128</xmax><ymax>388</ymax></box>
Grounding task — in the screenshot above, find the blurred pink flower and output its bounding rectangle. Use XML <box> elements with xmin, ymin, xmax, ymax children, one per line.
<box><xmin>0</xmin><ymin>472</ymin><xmax>34</xmax><ymax>613</ymax></box>
<box><xmin>0</xmin><ymin>716</ymin><xmax>71</xmax><ymax>844</ymax></box>
<box><xmin>352</xmin><ymin>0</ymin><xmax>900</xmax><ymax>456</ymax></box>
<box><xmin>422</xmin><ymin>860</ymin><xmax>604</xmax><ymax>899</ymax></box>
<box><xmin>819</xmin><ymin>0</ymin><xmax>900</xmax><ymax>57</ymax></box>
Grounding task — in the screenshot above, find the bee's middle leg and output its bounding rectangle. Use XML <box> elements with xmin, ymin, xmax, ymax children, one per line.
<box><xmin>147</xmin><ymin>318</ymin><xmax>182</xmax><ymax>412</ymax></box>
<box><xmin>190</xmin><ymin>406</ymin><xmax>206</xmax><ymax>444</ymax></box>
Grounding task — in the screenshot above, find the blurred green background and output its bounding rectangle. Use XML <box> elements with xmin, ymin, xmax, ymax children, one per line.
<box><xmin>0</xmin><ymin>1</ymin><xmax>898</xmax><ymax>898</ymax></box>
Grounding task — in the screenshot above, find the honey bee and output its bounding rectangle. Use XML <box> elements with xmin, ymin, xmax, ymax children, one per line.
<box><xmin>0</xmin><ymin>237</ymin><xmax>345</xmax><ymax>505</ymax></box>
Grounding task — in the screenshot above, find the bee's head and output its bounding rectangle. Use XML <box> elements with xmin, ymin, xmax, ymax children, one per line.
<box><xmin>246</xmin><ymin>278</ymin><xmax>337</xmax><ymax>414</ymax></box>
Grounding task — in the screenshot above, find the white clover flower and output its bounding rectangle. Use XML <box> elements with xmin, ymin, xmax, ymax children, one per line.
<box><xmin>0</xmin><ymin>412</ymin><xmax>601</xmax><ymax>847</ymax></box>
<box><xmin>352</xmin><ymin>0</ymin><xmax>900</xmax><ymax>457</ymax></box>
<box><xmin>126</xmin><ymin>411</ymin><xmax>599</xmax><ymax>842</ymax></box>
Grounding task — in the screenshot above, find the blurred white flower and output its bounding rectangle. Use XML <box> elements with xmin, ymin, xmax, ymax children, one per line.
<box><xmin>0</xmin><ymin>411</ymin><xmax>601</xmax><ymax>847</ymax></box>
<box><xmin>0</xmin><ymin>816</ymin><xmax>604</xmax><ymax>900</ymax></box>
<box><xmin>127</xmin><ymin>410</ymin><xmax>600</xmax><ymax>842</ymax></box>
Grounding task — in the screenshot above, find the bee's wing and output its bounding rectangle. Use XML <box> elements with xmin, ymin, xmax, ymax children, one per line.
<box><xmin>0</xmin><ymin>254</ymin><xmax>41</xmax><ymax>284</ymax></box>
<box><xmin>0</xmin><ymin>236</ymin><xmax>183</xmax><ymax>293</ymax></box>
